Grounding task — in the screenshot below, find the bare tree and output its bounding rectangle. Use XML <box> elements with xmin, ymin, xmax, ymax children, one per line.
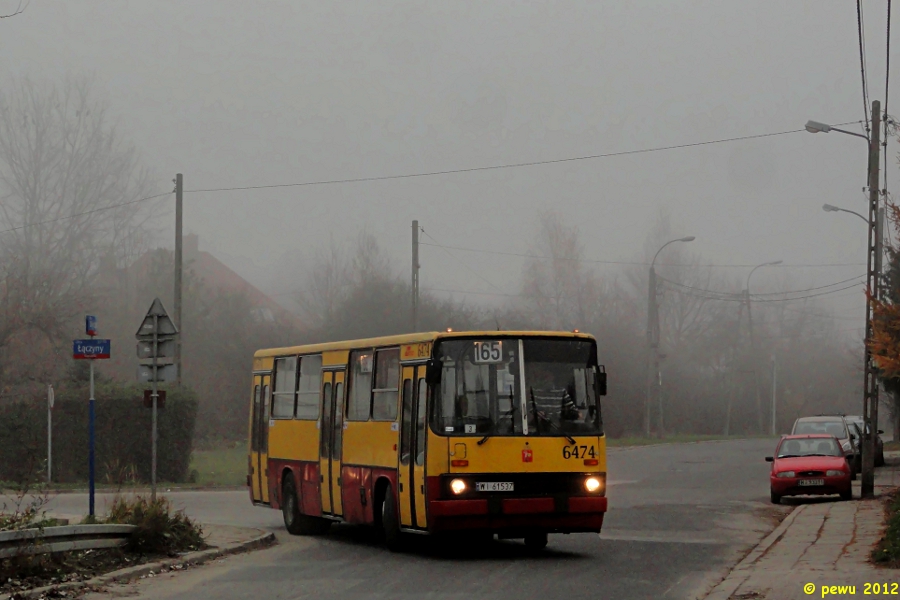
<box><xmin>0</xmin><ymin>76</ymin><xmax>159</xmax><ymax>387</ymax></box>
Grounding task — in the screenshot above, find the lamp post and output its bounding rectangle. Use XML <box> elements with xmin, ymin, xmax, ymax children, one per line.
<box><xmin>806</xmin><ymin>104</ymin><xmax>881</xmax><ymax>498</ymax></box>
<box><xmin>745</xmin><ymin>260</ymin><xmax>782</xmax><ymax>433</ymax></box>
<box><xmin>646</xmin><ymin>236</ymin><xmax>695</xmax><ymax>437</ymax></box>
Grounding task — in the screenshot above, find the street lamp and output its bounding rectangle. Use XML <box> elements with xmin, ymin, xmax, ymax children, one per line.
<box><xmin>806</xmin><ymin>108</ymin><xmax>882</xmax><ymax>498</ymax></box>
<box><xmin>744</xmin><ymin>260</ymin><xmax>782</xmax><ymax>435</ymax></box>
<box><xmin>646</xmin><ymin>236</ymin><xmax>695</xmax><ymax>437</ymax></box>
<box><xmin>822</xmin><ymin>203</ymin><xmax>868</xmax><ymax>224</ymax></box>
<box><xmin>805</xmin><ymin>120</ymin><xmax>869</xmax><ymax>140</ymax></box>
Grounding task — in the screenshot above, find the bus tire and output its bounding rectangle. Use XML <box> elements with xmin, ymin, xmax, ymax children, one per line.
<box><xmin>381</xmin><ymin>484</ymin><xmax>403</xmax><ymax>552</ymax></box>
<box><xmin>282</xmin><ymin>473</ymin><xmax>330</xmax><ymax>536</ymax></box>
<box><xmin>524</xmin><ymin>531</ymin><xmax>548</xmax><ymax>551</ymax></box>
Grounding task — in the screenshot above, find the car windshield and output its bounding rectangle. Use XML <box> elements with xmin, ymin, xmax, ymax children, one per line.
<box><xmin>432</xmin><ymin>338</ymin><xmax>601</xmax><ymax>437</ymax></box>
<box><xmin>778</xmin><ymin>438</ymin><xmax>842</xmax><ymax>458</ymax></box>
<box><xmin>793</xmin><ymin>420</ymin><xmax>846</xmax><ymax>438</ymax></box>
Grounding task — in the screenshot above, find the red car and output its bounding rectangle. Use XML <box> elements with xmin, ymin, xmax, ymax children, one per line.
<box><xmin>766</xmin><ymin>434</ymin><xmax>852</xmax><ymax>504</ymax></box>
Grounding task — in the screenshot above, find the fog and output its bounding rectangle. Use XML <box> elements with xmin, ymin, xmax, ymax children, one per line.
<box><xmin>1</xmin><ymin>1</ymin><xmax>896</xmax><ymax>442</ymax></box>
<box><xmin>0</xmin><ymin>1</ymin><xmax>888</xmax><ymax>311</ymax></box>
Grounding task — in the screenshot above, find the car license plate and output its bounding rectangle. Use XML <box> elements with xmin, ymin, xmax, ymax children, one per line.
<box><xmin>798</xmin><ymin>479</ymin><xmax>824</xmax><ymax>486</ymax></box>
<box><xmin>476</xmin><ymin>482</ymin><xmax>514</xmax><ymax>492</ymax></box>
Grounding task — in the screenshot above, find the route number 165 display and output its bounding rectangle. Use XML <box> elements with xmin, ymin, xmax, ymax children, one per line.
<box><xmin>473</xmin><ymin>341</ymin><xmax>503</xmax><ymax>363</ymax></box>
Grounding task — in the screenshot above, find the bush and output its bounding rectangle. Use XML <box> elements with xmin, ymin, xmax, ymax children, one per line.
<box><xmin>104</xmin><ymin>495</ymin><xmax>205</xmax><ymax>556</ymax></box>
<box><xmin>873</xmin><ymin>490</ymin><xmax>900</xmax><ymax>564</ymax></box>
<box><xmin>0</xmin><ymin>382</ymin><xmax>198</xmax><ymax>484</ymax></box>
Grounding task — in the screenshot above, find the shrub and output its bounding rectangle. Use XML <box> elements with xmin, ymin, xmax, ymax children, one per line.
<box><xmin>0</xmin><ymin>382</ymin><xmax>198</xmax><ymax>484</ymax></box>
<box><xmin>104</xmin><ymin>495</ymin><xmax>205</xmax><ymax>556</ymax></box>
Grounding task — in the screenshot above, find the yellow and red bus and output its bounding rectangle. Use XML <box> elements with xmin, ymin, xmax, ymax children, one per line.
<box><xmin>248</xmin><ymin>331</ymin><xmax>608</xmax><ymax>550</ymax></box>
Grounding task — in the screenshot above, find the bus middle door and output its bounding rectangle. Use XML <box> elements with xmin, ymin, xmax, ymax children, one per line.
<box><xmin>399</xmin><ymin>365</ymin><xmax>428</xmax><ymax>528</ymax></box>
<box><xmin>319</xmin><ymin>370</ymin><xmax>345</xmax><ymax>516</ymax></box>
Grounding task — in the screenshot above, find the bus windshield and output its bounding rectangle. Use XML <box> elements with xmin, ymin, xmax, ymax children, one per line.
<box><xmin>432</xmin><ymin>338</ymin><xmax>602</xmax><ymax>437</ymax></box>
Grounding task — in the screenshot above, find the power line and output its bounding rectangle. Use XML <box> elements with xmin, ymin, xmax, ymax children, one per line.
<box><xmin>419</xmin><ymin>229</ymin><xmax>504</xmax><ymax>293</ymax></box>
<box><xmin>749</xmin><ymin>274</ymin><xmax>866</xmax><ymax>297</ymax></box>
<box><xmin>0</xmin><ymin>192</ymin><xmax>173</xmax><ymax>236</ymax></box>
<box><xmin>420</xmin><ymin>240</ymin><xmax>865</xmax><ymax>269</ymax></box>
<box><xmin>181</xmin><ymin>128</ymin><xmax>829</xmax><ymax>195</ymax></box>
<box><xmin>858</xmin><ymin>0</ymin><xmax>872</xmax><ymax>134</ymax></box>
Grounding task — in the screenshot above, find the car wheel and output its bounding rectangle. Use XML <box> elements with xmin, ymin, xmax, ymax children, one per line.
<box><xmin>282</xmin><ymin>473</ymin><xmax>331</xmax><ymax>536</ymax></box>
<box><xmin>770</xmin><ymin>491</ymin><xmax>781</xmax><ymax>505</ymax></box>
<box><xmin>381</xmin><ymin>484</ymin><xmax>404</xmax><ymax>552</ymax></box>
<box><xmin>840</xmin><ymin>489</ymin><xmax>852</xmax><ymax>501</ymax></box>
<box><xmin>524</xmin><ymin>532</ymin><xmax>549</xmax><ymax>550</ymax></box>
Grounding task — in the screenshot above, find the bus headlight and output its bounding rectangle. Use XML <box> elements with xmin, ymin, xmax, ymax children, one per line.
<box><xmin>450</xmin><ymin>478</ymin><xmax>467</xmax><ymax>495</ymax></box>
<box><xmin>584</xmin><ymin>476</ymin><xmax>603</xmax><ymax>493</ymax></box>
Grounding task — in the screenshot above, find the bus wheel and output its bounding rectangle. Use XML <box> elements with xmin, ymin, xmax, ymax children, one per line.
<box><xmin>524</xmin><ymin>532</ymin><xmax>548</xmax><ymax>551</ymax></box>
<box><xmin>282</xmin><ymin>474</ymin><xmax>330</xmax><ymax>536</ymax></box>
<box><xmin>381</xmin><ymin>484</ymin><xmax>404</xmax><ymax>552</ymax></box>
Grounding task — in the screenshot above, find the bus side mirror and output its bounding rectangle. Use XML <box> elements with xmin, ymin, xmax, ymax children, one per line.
<box><xmin>595</xmin><ymin>366</ymin><xmax>607</xmax><ymax>396</ymax></box>
<box><xmin>425</xmin><ymin>359</ymin><xmax>442</xmax><ymax>385</ymax></box>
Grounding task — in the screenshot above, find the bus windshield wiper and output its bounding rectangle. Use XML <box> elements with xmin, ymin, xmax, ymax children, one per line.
<box><xmin>530</xmin><ymin>387</ymin><xmax>576</xmax><ymax>444</ymax></box>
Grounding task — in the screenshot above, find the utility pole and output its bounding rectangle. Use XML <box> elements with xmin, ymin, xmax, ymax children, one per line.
<box><xmin>771</xmin><ymin>355</ymin><xmax>777</xmax><ymax>436</ymax></box>
<box><xmin>174</xmin><ymin>173</ymin><xmax>183</xmax><ymax>386</ymax></box>
<box><xmin>411</xmin><ymin>220</ymin><xmax>419</xmax><ymax>332</ymax></box>
<box><xmin>861</xmin><ymin>100</ymin><xmax>882</xmax><ymax>498</ymax></box>
<box><xmin>745</xmin><ymin>288</ymin><xmax>763</xmax><ymax>432</ymax></box>
<box><xmin>645</xmin><ymin>266</ymin><xmax>658</xmax><ymax>437</ymax></box>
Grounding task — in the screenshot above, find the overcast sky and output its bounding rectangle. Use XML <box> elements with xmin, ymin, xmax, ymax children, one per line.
<box><xmin>1</xmin><ymin>1</ymin><xmax>894</xmax><ymax>328</ymax></box>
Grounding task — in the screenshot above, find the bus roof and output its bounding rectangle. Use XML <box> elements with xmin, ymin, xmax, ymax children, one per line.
<box><xmin>253</xmin><ymin>330</ymin><xmax>596</xmax><ymax>359</ymax></box>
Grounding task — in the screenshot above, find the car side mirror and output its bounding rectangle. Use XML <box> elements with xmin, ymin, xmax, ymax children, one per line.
<box><xmin>765</xmin><ymin>456</ymin><xmax>774</xmax><ymax>462</ymax></box>
<box><xmin>595</xmin><ymin>366</ymin><xmax>607</xmax><ymax>397</ymax></box>
<box><xmin>425</xmin><ymin>359</ymin><xmax>442</xmax><ymax>385</ymax></box>
<box><xmin>878</xmin><ymin>429</ymin><xmax>884</xmax><ymax>435</ymax></box>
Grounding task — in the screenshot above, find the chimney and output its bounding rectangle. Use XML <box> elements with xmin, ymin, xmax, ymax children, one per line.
<box><xmin>184</xmin><ymin>233</ymin><xmax>199</xmax><ymax>261</ymax></box>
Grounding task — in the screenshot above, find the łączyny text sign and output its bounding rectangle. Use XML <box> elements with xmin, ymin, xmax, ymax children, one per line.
<box><xmin>73</xmin><ymin>339</ymin><xmax>111</xmax><ymax>360</ymax></box>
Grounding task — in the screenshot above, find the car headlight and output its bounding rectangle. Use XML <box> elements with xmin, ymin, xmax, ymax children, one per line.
<box><xmin>450</xmin><ymin>478</ymin><xmax>467</xmax><ymax>495</ymax></box>
<box><xmin>775</xmin><ymin>471</ymin><xmax>795</xmax><ymax>478</ymax></box>
<box><xmin>826</xmin><ymin>470</ymin><xmax>845</xmax><ymax>477</ymax></box>
<box><xmin>584</xmin><ymin>476</ymin><xmax>604</xmax><ymax>493</ymax></box>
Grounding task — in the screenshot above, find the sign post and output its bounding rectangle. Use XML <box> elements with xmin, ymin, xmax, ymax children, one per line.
<box><xmin>135</xmin><ymin>298</ymin><xmax>178</xmax><ymax>501</ymax></box>
<box><xmin>73</xmin><ymin>316</ymin><xmax>111</xmax><ymax>518</ymax></box>
<box><xmin>47</xmin><ymin>385</ymin><xmax>54</xmax><ymax>484</ymax></box>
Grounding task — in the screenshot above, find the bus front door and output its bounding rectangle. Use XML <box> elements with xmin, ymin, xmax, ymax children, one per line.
<box><xmin>399</xmin><ymin>365</ymin><xmax>428</xmax><ymax>528</ymax></box>
<box><xmin>250</xmin><ymin>373</ymin><xmax>271</xmax><ymax>504</ymax></box>
<box><xmin>319</xmin><ymin>371</ymin><xmax>345</xmax><ymax>516</ymax></box>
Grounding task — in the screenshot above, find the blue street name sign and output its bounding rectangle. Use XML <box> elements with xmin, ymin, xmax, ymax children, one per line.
<box><xmin>73</xmin><ymin>339</ymin><xmax>111</xmax><ymax>360</ymax></box>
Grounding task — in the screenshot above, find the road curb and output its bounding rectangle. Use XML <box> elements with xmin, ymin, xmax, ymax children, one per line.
<box><xmin>13</xmin><ymin>529</ymin><xmax>276</xmax><ymax>599</ymax></box>
<box><xmin>702</xmin><ymin>504</ymin><xmax>805</xmax><ymax>600</ymax></box>
<box><xmin>608</xmin><ymin>437</ymin><xmax>774</xmax><ymax>453</ymax></box>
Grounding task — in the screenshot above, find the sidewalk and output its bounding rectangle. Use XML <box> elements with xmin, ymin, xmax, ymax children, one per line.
<box><xmin>705</xmin><ymin>458</ymin><xmax>900</xmax><ymax>600</ymax></box>
<box><xmin>15</xmin><ymin>517</ymin><xmax>275</xmax><ymax>600</ymax></box>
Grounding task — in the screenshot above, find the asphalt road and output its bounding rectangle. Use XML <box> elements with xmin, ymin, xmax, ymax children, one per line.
<box><xmin>56</xmin><ymin>438</ymin><xmax>789</xmax><ymax>600</ymax></box>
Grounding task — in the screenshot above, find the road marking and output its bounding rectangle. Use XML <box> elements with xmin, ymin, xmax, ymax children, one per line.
<box><xmin>607</xmin><ymin>479</ymin><xmax>639</xmax><ymax>486</ymax></box>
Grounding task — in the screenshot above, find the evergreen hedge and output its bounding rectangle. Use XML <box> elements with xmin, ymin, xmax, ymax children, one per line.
<box><xmin>0</xmin><ymin>383</ymin><xmax>197</xmax><ymax>484</ymax></box>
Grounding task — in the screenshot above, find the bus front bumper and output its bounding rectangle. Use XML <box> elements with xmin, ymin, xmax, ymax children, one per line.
<box><xmin>428</xmin><ymin>496</ymin><xmax>606</xmax><ymax>534</ymax></box>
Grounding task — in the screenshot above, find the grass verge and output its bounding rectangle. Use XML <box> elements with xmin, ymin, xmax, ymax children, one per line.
<box><xmin>873</xmin><ymin>490</ymin><xmax>900</xmax><ymax>566</ymax></box>
<box><xmin>189</xmin><ymin>446</ymin><xmax>246</xmax><ymax>487</ymax></box>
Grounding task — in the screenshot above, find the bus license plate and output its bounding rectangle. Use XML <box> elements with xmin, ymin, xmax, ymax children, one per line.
<box><xmin>798</xmin><ymin>479</ymin><xmax>824</xmax><ymax>486</ymax></box>
<box><xmin>476</xmin><ymin>482</ymin><xmax>514</xmax><ymax>492</ymax></box>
